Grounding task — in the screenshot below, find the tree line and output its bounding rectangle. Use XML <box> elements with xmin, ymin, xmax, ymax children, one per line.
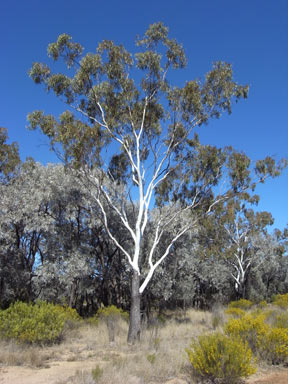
<box><xmin>1</xmin><ymin>148</ymin><xmax>287</xmax><ymax>316</ymax></box>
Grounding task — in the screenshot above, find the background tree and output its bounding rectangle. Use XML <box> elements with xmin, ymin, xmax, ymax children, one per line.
<box><xmin>0</xmin><ymin>127</ymin><xmax>20</xmax><ymax>182</ymax></box>
<box><xmin>252</xmin><ymin>228</ymin><xmax>288</xmax><ymax>300</ymax></box>
<box><xmin>0</xmin><ymin>159</ymin><xmax>131</xmax><ymax>312</ymax></box>
<box><xmin>145</xmin><ymin>218</ymin><xmax>231</xmax><ymax>312</ymax></box>
<box><xmin>28</xmin><ymin>163</ymin><xmax>131</xmax><ymax>315</ymax></box>
<box><xmin>199</xmin><ymin>194</ymin><xmax>279</xmax><ymax>299</ymax></box>
<box><xmin>0</xmin><ymin>161</ymin><xmax>52</xmax><ymax>307</ymax></box>
<box><xmin>27</xmin><ymin>23</ymin><xmax>285</xmax><ymax>342</ymax></box>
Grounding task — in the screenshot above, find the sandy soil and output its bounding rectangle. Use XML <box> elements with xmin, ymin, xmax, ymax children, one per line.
<box><xmin>0</xmin><ymin>361</ymin><xmax>99</xmax><ymax>384</ymax></box>
<box><xmin>247</xmin><ymin>367</ymin><xmax>288</xmax><ymax>384</ymax></box>
<box><xmin>1</xmin><ymin>362</ymin><xmax>288</xmax><ymax>384</ymax></box>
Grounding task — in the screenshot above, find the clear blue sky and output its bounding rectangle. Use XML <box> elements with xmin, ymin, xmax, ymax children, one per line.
<box><xmin>1</xmin><ymin>0</ymin><xmax>287</xmax><ymax>230</ymax></box>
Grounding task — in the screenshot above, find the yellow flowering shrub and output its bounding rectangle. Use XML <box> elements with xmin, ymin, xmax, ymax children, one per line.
<box><xmin>0</xmin><ymin>301</ymin><xmax>80</xmax><ymax>344</ymax></box>
<box><xmin>225</xmin><ymin>308</ymin><xmax>288</xmax><ymax>365</ymax></box>
<box><xmin>262</xmin><ymin>307</ymin><xmax>288</xmax><ymax>327</ymax></box>
<box><xmin>260</xmin><ymin>328</ymin><xmax>288</xmax><ymax>364</ymax></box>
<box><xmin>259</xmin><ymin>308</ymin><xmax>277</xmax><ymax>324</ymax></box>
<box><xmin>228</xmin><ymin>299</ymin><xmax>253</xmax><ymax>310</ymax></box>
<box><xmin>257</xmin><ymin>300</ymin><xmax>268</xmax><ymax>309</ymax></box>
<box><xmin>224</xmin><ymin>313</ymin><xmax>269</xmax><ymax>352</ymax></box>
<box><xmin>186</xmin><ymin>332</ymin><xmax>257</xmax><ymax>384</ymax></box>
<box><xmin>272</xmin><ymin>293</ymin><xmax>288</xmax><ymax>309</ymax></box>
<box><xmin>272</xmin><ymin>311</ymin><xmax>288</xmax><ymax>329</ymax></box>
<box><xmin>225</xmin><ymin>308</ymin><xmax>246</xmax><ymax>318</ymax></box>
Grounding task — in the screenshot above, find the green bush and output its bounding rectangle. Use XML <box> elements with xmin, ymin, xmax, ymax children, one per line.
<box><xmin>186</xmin><ymin>332</ymin><xmax>257</xmax><ymax>384</ymax></box>
<box><xmin>0</xmin><ymin>301</ymin><xmax>80</xmax><ymax>344</ymax></box>
<box><xmin>97</xmin><ymin>305</ymin><xmax>129</xmax><ymax>321</ymax></box>
<box><xmin>54</xmin><ymin>303</ymin><xmax>81</xmax><ymax>322</ymax></box>
<box><xmin>228</xmin><ymin>299</ymin><xmax>253</xmax><ymax>310</ymax></box>
<box><xmin>91</xmin><ymin>365</ymin><xmax>103</xmax><ymax>380</ymax></box>
<box><xmin>87</xmin><ymin>315</ymin><xmax>100</xmax><ymax>326</ymax></box>
<box><xmin>146</xmin><ymin>353</ymin><xmax>156</xmax><ymax>364</ymax></box>
<box><xmin>96</xmin><ymin>305</ymin><xmax>128</xmax><ymax>342</ymax></box>
<box><xmin>54</xmin><ymin>303</ymin><xmax>81</xmax><ymax>331</ymax></box>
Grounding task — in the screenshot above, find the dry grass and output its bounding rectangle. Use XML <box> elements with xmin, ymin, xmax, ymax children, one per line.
<box><xmin>66</xmin><ymin>308</ymin><xmax>213</xmax><ymax>384</ymax></box>
<box><xmin>0</xmin><ymin>340</ymin><xmax>52</xmax><ymax>367</ymax></box>
<box><xmin>63</xmin><ymin>369</ymin><xmax>97</xmax><ymax>384</ymax></box>
<box><xmin>0</xmin><ymin>308</ymin><xmax>214</xmax><ymax>383</ymax></box>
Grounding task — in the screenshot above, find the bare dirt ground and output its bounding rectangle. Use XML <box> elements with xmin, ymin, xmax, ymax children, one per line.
<box><xmin>0</xmin><ymin>361</ymin><xmax>99</xmax><ymax>384</ymax></box>
<box><xmin>1</xmin><ymin>358</ymin><xmax>288</xmax><ymax>384</ymax></box>
<box><xmin>247</xmin><ymin>367</ymin><xmax>288</xmax><ymax>384</ymax></box>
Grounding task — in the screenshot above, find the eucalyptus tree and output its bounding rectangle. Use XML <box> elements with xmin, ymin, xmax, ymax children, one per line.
<box><xmin>253</xmin><ymin>228</ymin><xmax>288</xmax><ymax>300</ymax></box>
<box><xmin>143</xmin><ymin>210</ymin><xmax>230</xmax><ymax>310</ymax></box>
<box><xmin>148</xmin><ymin>233</ymin><xmax>231</xmax><ymax>310</ymax></box>
<box><xmin>30</xmin><ymin>163</ymin><xmax>131</xmax><ymax>314</ymax></box>
<box><xmin>0</xmin><ymin>160</ymin><xmax>91</xmax><ymax>308</ymax></box>
<box><xmin>0</xmin><ymin>160</ymin><xmax>53</xmax><ymax>307</ymax></box>
<box><xmin>30</xmin><ymin>161</ymin><xmax>93</xmax><ymax>308</ymax></box>
<box><xmin>0</xmin><ymin>127</ymin><xmax>20</xmax><ymax>182</ymax></box>
<box><xmin>27</xmin><ymin>23</ymin><xmax>284</xmax><ymax>342</ymax></box>
<box><xmin>201</xmin><ymin>195</ymin><xmax>277</xmax><ymax>299</ymax></box>
<box><xmin>0</xmin><ymin>127</ymin><xmax>20</xmax><ymax>306</ymax></box>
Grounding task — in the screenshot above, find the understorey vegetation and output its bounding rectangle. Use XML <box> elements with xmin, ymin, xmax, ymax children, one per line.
<box><xmin>1</xmin><ymin>298</ymin><xmax>288</xmax><ymax>383</ymax></box>
<box><xmin>186</xmin><ymin>295</ymin><xmax>288</xmax><ymax>383</ymax></box>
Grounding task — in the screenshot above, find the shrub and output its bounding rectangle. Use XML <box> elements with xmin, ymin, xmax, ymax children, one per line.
<box><xmin>54</xmin><ymin>304</ymin><xmax>81</xmax><ymax>322</ymax></box>
<box><xmin>272</xmin><ymin>312</ymin><xmax>288</xmax><ymax>328</ymax></box>
<box><xmin>272</xmin><ymin>293</ymin><xmax>288</xmax><ymax>309</ymax></box>
<box><xmin>54</xmin><ymin>304</ymin><xmax>81</xmax><ymax>331</ymax></box>
<box><xmin>97</xmin><ymin>305</ymin><xmax>129</xmax><ymax>321</ymax></box>
<box><xmin>260</xmin><ymin>309</ymin><xmax>278</xmax><ymax>324</ymax></box>
<box><xmin>0</xmin><ymin>301</ymin><xmax>79</xmax><ymax>344</ymax></box>
<box><xmin>91</xmin><ymin>365</ymin><xmax>103</xmax><ymax>381</ymax></box>
<box><xmin>228</xmin><ymin>299</ymin><xmax>253</xmax><ymax>310</ymax></box>
<box><xmin>146</xmin><ymin>353</ymin><xmax>156</xmax><ymax>364</ymax></box>
<box><xmin>186</xmin><ymin>332</ymin><xmax>257</xmax><ymax>384</ymax></box>
<box><xmin>225</xmin><ymin>308</ymin><xmax>246</xmax><ymax>318</ymax></box>
<box><xmin>224</xmin><ymin>313</ymin><xmax>269</xmax><ymax>352</ymax></box>
<box><xmin>260</xmin><ymin>328</ymin><xmax>288</xmax><ymax>364</ymax></box>
<box><xmin>87</xmin><ymin>316</ymin><xmax>100</xmax><ymax>326</ymax></box>
<box><xmin>96</xmin><ymin>305</ymin><xmax>128</xmax><ymax>343</ymax></box>
<box><xmin>257</xmin><ymin>300</ymin><xmax>268</xmax><ymax>309</ymax></box>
